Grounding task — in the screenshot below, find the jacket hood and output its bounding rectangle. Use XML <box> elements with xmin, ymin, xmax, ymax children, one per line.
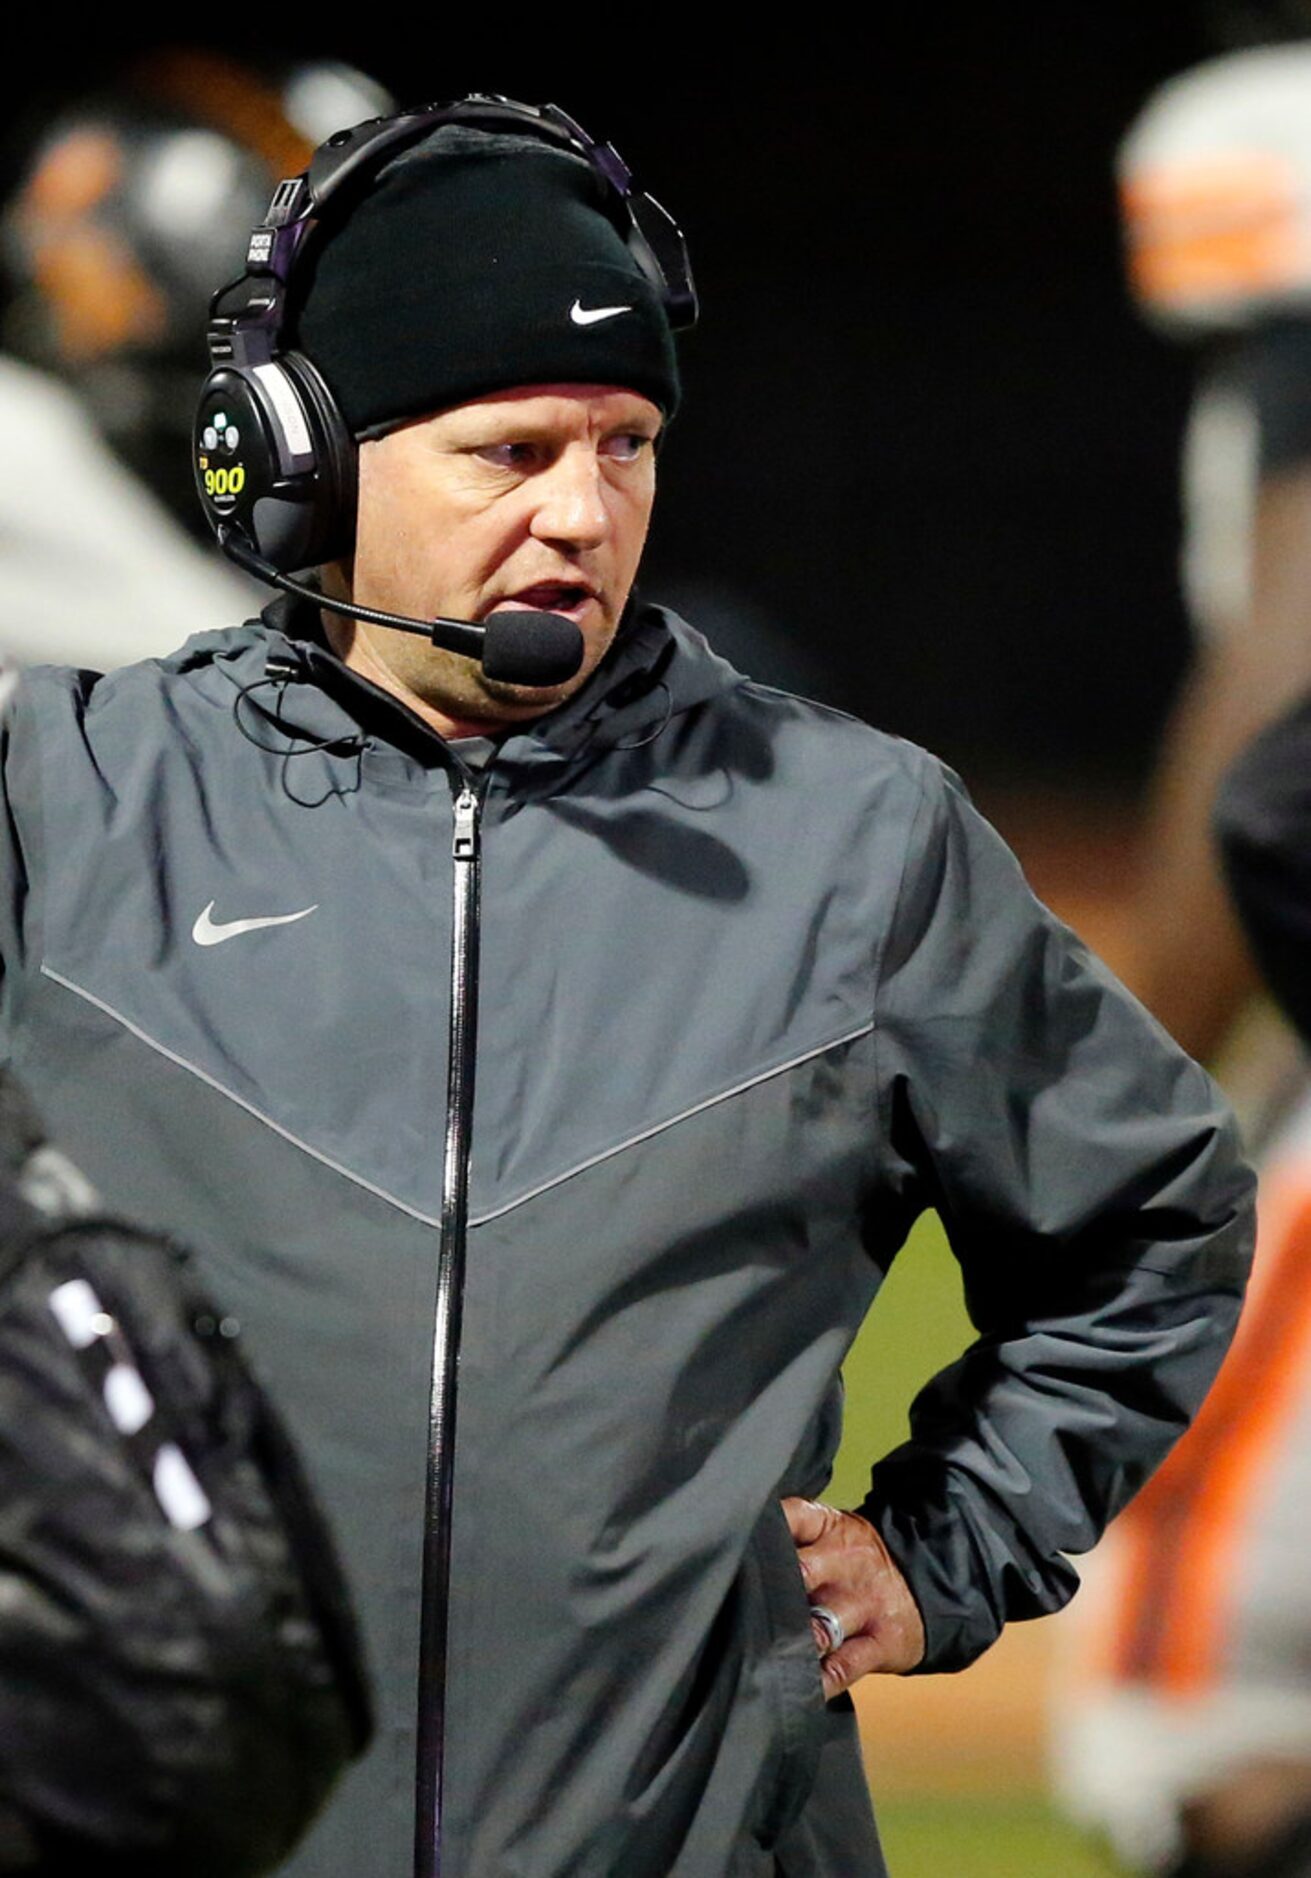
<box><xmin>156</xmin><ymin>592</ymin><xmax>748</xmax><ymax>781</ymax></box>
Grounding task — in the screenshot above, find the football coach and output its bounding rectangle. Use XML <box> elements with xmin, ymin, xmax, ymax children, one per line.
<box><xmin>0</xmin><ymin>96</ymin><xmax>1254</xmax><ymax>1877</ymax></box>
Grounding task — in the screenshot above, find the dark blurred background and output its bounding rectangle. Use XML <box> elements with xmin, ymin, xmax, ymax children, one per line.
<box><xmin>8</xmin><ymin>8</ymin><xmax>1235</xmax><ymax>802</ymax></box>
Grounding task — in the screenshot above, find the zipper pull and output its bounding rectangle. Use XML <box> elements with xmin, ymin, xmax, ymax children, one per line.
<box><xmin>451</xmin><ymin>785</ymin><xmax>479</xmax><ymax>861</ymax></box>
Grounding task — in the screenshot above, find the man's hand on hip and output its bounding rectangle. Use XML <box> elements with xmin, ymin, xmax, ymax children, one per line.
<box><xmin>781</xmin><ymin>1497</ymin><xmax>926</xmax><ymax>1698</ymax></box>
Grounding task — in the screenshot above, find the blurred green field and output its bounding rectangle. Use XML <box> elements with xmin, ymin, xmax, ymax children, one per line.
<box><xmin>878</xmin><ymin>1798</ymin><xmax>1121</xmax><ymax>1877</ymax></box>
<box><xmin>827</xmin><ymin>1211</ymin><xmax>972</xmax><ymax>1512</ymax></box>
<box><xmin>829</xmin><ymin>1217</ymin><xmax>1121</xmax><ymax>1877</ymax></box>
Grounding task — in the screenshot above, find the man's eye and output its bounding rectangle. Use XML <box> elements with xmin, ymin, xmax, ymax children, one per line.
<box><xmin>602</xmin><ymin>433</ymin><xmax>654</xmax><ymax>462</ymax></box>
<box><xmin>477</xmin><ymin>442</ymin><xmax>538</xmax><ymax>469</ymax></box>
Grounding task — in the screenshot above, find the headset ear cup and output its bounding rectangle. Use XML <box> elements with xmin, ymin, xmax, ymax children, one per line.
<box><xmin>194</xmin><ymin>367</ymin><xmax>285</xmax><ymax>559</ymax></box>
<box><xmin>280</xmin><ymin>352</ymin><xmax>358</xmax><ymax>568</ymax></box>
<box><xmin>194</xmin><ymin>357</ymin><xmax>356</xmax><ymax>573</ymax></box>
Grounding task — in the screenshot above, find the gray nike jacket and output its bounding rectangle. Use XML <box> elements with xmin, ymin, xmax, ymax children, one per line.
<box><xmin>0</xmin><ymin>596</ymin><xmax>1254</xmax><ymax>1877</ymax></box>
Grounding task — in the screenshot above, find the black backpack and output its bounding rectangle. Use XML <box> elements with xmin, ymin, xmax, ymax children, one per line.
<box><xmin>0</xmin><ymin>1073</ymin><xmax>371</xmax><ymax>1875</ymax></box>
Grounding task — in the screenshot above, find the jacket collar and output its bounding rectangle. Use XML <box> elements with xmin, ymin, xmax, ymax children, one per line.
<box><xmin>233</xmin><ymin>590</ymin><xmax>745</xmax><ymax>780</ymax></box>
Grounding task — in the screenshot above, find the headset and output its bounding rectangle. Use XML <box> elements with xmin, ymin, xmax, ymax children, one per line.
<box><xmin>193</xmin><ymin>94</ymin><xmax>697</xmax><ymax>578</ymax></box>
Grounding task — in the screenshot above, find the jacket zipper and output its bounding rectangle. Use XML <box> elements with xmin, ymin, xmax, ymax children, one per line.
<box><xmin>415</xmin><ymin>772</ymin><xmax>484</xmax><ymax>1878</ymax></box>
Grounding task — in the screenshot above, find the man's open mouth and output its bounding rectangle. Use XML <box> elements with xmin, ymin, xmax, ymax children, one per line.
<box><xmin>495</xmin><ymin>583</ymin><xmax>597</xmax><ymax>618</ymax></box>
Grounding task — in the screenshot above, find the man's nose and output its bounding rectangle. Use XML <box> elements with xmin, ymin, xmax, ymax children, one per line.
<box><xmin>529</xmin><ymin>448</ymin><xmax>609</xmax><ymax>550</ymax></box>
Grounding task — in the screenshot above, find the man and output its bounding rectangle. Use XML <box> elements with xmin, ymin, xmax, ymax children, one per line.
<box><xmin>0</xmin><ymin>100</ymin><xmax>1255</xmax><ymax>1876</ymax></box>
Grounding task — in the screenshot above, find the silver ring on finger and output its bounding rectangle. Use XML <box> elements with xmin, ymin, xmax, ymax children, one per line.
<box><xmin>810</xmin><ymin>1602</ymin><xmax>845</xmax><ymax>1655</ymax></box>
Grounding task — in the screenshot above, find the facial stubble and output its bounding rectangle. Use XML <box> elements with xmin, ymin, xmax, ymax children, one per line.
<box><xmin>357</xmin><ymin>619</ymin><xmax>586</xmax><ymax>727</ymax></box>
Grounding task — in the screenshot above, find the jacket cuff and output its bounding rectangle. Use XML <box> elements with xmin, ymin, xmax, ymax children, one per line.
<box><xmin>858</xmin><ymin>1448</ymin><xmax>1081</xmax><ymax>1675</ymax></box>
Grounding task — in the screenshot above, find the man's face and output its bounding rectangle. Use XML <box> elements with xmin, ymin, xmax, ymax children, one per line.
<box><xmin>327</xmin><ymin>383</ymin><xmax>662</xmax><ymax>735</ymax></box>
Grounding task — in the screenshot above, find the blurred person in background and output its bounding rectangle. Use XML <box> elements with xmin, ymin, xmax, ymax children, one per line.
<box><xmin>0</xmin><ymin>53</ymin><xmax>396</xmax><ymax>1869</ymax></box>
<box><xmin>1112</xmin><ymin>26</ymin><xmax>1311</xmax><ymax>1075</ymax></box>
<box><xmin>1051</xmin><ymin>25</ymin><xmax>1311</xmax><ymax>1878</ymax></box>
<box><xmin>0</xmin><ymin>48</ymin><xmax>391</xmax><ymax>671</ymax></box>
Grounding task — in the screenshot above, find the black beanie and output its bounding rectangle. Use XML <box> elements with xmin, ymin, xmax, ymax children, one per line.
<box><xmin>291</xmin><ymin>129</ymin><xmax>681</xmax><ymax>435</ymax></box>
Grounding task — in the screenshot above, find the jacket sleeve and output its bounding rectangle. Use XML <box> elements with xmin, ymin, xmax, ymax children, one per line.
<box><xmin>1214</xmin><ymin>688</ymin><xmax>1311</xmax><ymax>1051</ymax></box>
<box><xmin>859</xmin><ymin>754</ymin><xmax>1255</xmax><ymax>1674</ymax></box>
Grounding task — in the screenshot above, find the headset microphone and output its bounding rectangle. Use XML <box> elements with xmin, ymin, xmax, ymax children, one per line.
<box><xmin>218</xmin><ymin>527</ymin><xmax>586</xmax><ymax>687</ymax></box>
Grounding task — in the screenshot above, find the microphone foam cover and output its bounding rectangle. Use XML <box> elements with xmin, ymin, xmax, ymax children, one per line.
<box><xmin>481</xmin><ymin>611</ymin><xmax>585</xmax><ymax>687</ymax></box>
